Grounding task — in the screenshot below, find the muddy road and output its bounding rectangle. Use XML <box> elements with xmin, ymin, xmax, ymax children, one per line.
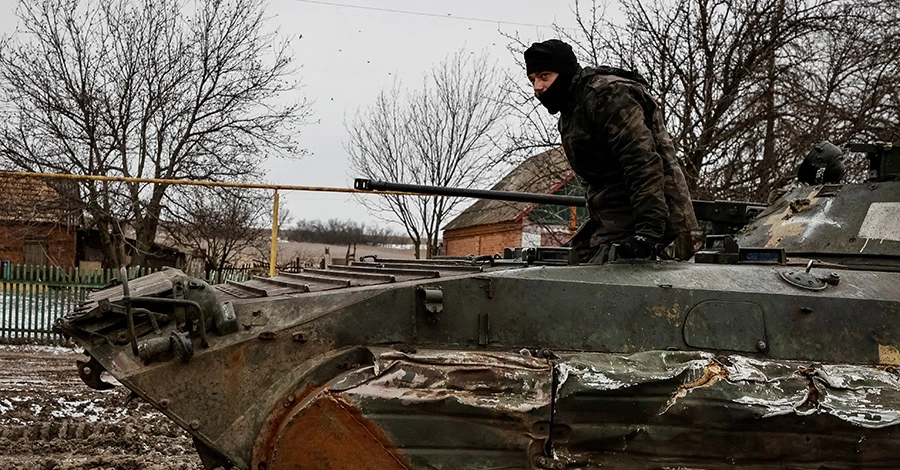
<box><xmin>0</xmin><ymin>345</ymin><xmax>205</xmax><ymax>470</ymax></box>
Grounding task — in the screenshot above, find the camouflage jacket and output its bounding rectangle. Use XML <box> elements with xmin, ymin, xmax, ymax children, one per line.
<box><xmin>559</xmin><ymin>66</ymin><xmax>699</xmax><ymax>247</ymax></box>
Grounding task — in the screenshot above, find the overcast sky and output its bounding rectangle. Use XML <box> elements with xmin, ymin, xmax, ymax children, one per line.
<box><xmin>0</xmin><ymin>0</ymin><xmax>585</xmax><ymax>230</ymax></box>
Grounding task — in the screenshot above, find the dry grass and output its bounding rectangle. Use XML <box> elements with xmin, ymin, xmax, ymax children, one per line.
<box><xmin>275</xmin><ymin>241</ymin><xmax>416</xmax><ymax>265</ymax></box>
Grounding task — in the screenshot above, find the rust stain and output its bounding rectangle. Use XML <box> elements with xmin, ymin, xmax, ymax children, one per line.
<box><xmin>266</xmin><ymin>392</ymin><xmax>409</xmax><ymax>470</ymax></box>
<box><xmin>795</xmin><ymin>366</ymin><xmax>822</xmax><ymax>409</ymax></box>
<box><xmin>878</xmin><ymin>345</ymin><xmax>900</xmax><ymax>366</ymax></box>
<box><xmin>651</xmin><ymin>303</ymin><xmax>682</xmax><ymax>328</ymax></box>
<box><xmin>227</xmin><ymin>347</ymin><xmax>245</xmax><ymax>368</ymax></box>
<box><xmin>252</xmin><ymin>383</ymin><xmax>319</xmax><ymax>469</ymax></box>
<box><xmin>223</xmin><ymin>344</ymin><xmax>246</xmax><ymax>394</ymax></box>
<box><xmin>662</xmin><ymin>362</ymin><xmax>729</xmax><ymax>414</ymax></box>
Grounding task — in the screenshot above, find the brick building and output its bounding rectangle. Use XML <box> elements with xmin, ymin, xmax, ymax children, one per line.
<box><xmin>0</xmin><ymin>176</ymin><xmax>82</xmax><ymax>267</ymax></box>
<box><xmin>442</xmin><ymin>148</ymin><xmax>589</xmax><ymax>257</ymax></box>
<box><xmin>0</xmin><ymin>175</ymin><xmax>185</xmax><ymax>270</ymax></box>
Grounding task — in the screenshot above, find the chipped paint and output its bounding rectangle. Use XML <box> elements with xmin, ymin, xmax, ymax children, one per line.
<box><xmin>761</xmin><ymin>208</ymin><xmax>806</xmax><ymax>247</ymax></box>
<box><xmin>556</xmin><ymin>363</ymin><xmax>628</xmax><ymax>393</ymax></box>
<box><xmin>732</xmin><ymin>394</ymin><xmax>806</xmax><ymax>418</ymax></box>
<box><xmin>556</xmin><ymin>351</ymin><xmax>716</xmax><ymax>398</ymax></box>
<box><xmin>651</xmin><ymin>302</ymin><xmax>682</xmax><ymax>327</ymax></box>
<box><xmin>878</xmin><ymin>345</ymin><xmax>900</xmax><ymax>366</ymax></box>
<box><xmin>557</xmin><ymin>351</ymin><xmax>900</xmax><ymax>430</ymax></box>
<box><xmin>778</xmin><ymin>198</ymin><xmax>844</xmax><ymax>242</ymax></box>
<box><xmin>346</xmin><ymin>350</ymin><xmax>554</xmax><ymax>414</ymax></box>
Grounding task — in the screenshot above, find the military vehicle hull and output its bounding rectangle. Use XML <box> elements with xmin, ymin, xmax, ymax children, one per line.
<box><xmin>60</xmin><ymin>259</ymin><xmax>900</xmax><ymax>469</ymax></box>
<box><xmin>58</xmin><ymin>143</ymin><xmax>900</xmax><ymax>468</ymax></box>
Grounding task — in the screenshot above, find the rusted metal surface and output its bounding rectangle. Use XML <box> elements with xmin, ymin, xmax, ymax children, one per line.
<box><xmin>262</xmin><ymin>391</ymin><xmax>409</xmax><ymax>470</ymax></box>
<box><xmin>253</xmin><ymin>349</ymin><xmax>552</xmax><ymax>469</ymax></box>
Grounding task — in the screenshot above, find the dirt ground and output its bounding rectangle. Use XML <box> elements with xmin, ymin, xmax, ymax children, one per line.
<box><xmin>0</xmin><ymin>345</ymin><xmax>205</xmax><ymax>470</ymax></box>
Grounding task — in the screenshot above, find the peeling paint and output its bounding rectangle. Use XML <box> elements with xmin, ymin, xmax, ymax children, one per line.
<box><xmin>345</xmin><ymin>350</ymin><xmax>553</xmax><ymax>414</ymax></box>
<box><xmin>778</xmin><ymin>198</ymin><xmax>844</xmax><ymax>242</ymax></box>
<box><xmin>556</xmin><ymin>351</ymin><xmax>900</xmax><ymax>430</ymax></box>
<box><xmin>878</xmin><ymin>345</ymin><xmax>900</xmax><ymax>366</ymax></box>
<box><xmin>651</xmin><ymin>303</ymin><xmax>682</xmax><ymax>327</ymax></box>
<box><xmin>556</xmin><ymin>363</ymin><xmax>628</xmax><ymax>393</ymax></box>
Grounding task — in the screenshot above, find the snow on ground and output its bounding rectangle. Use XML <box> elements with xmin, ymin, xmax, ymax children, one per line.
<box><xmin>0</xmin><ymin>346</ymin><xmax>208</xmax><ymax>469</ymax></box>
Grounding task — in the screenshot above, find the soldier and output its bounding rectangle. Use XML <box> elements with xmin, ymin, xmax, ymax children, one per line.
<box><xmin>524</xmin><ymin>39</ymin><xmax>698</xmax><ymax>263</ymax></box>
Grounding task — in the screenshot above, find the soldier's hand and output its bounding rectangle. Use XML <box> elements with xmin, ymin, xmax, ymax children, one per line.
<box><xmin>617</xmin><ymin>235</ymin><xmax>657</xmax><ymax>259</ymax></box>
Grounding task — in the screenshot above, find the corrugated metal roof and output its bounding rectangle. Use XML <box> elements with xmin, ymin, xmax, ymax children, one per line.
<box><xmin>443</xmin><ymin>148</ymin><xmax>574</xmax><ymax>231</ymax></box>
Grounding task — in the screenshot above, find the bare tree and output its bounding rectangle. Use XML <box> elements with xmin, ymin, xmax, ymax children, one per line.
<box><xmin>0</xmin><ymin>0</ymin><xmax>310</xmax><ymax>268</ymax></box>
<box><xmin>162</xmin><ymin>186</ymin><xmax>269</xmax><ymax>283</ymax></box>
<box><xmin>498</xmin><ymin>0</ymin><xmax>622</xmax><ymax>167</ymax></box>
<box><xmin>504</xmin><ymin>0</ymin><xmax>900</xmax><ymax>202</ymax></box>
<box><xmin>347</xmin><ymin>51</ymin><xmax>508</xmax><ymax>259</ymax></box>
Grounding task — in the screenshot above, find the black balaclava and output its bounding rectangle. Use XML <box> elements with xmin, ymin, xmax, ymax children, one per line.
<box><xmin>524</xmin><ymin>39</ymin><xmax>580</xmax><ymax>114</ymax></box>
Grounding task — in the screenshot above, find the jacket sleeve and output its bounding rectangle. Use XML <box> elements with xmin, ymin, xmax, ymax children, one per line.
<box><xmin>589</xmin><ymin>84</ymin><xmax>668</xmax><ymax>240</ymax></box>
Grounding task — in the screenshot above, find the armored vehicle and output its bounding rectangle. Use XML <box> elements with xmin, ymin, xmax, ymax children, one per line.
<box><xmin>57</xmin><ymin>142</ymin><xmax>900</xmax><ymax>469</ymax></box>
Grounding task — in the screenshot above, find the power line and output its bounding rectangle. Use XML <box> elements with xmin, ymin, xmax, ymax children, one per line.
<box><xmin>293</xmin><ymin>0</ymin><xmax>554</xmax><ymax>29</ymax></box>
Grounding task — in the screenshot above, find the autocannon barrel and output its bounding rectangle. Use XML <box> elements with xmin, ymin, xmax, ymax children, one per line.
<box><xmin>353</xmin><ymin>178</ymin><xmax>766</xmax><ymax>229</ymax></box>
<box><xmin>354</xmin><ymin>178</ymin><xmax>585</xmax><ymax>206</ymax></box>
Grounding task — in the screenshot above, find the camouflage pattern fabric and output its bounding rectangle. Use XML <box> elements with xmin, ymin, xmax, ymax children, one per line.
<box><xmin>559</xmin><ymin>67</ymin><xmax>699</xmax><ymax>262</ymax></box>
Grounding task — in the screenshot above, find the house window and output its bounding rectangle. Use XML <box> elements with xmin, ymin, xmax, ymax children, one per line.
<box><xmin>23</xmin><ymin>239</ymin><xmax>48</xmax><ymax>266</ymax></box>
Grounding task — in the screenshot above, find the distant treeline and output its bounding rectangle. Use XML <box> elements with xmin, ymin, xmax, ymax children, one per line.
<box><xmin>285</xmin><ymin>219</ymin><xmax>407</xmax><ymax>246</ymax></box>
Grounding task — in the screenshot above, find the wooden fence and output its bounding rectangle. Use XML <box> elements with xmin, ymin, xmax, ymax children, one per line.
<box><xmin>0</xmin><ymin>264</ymin><xmax>250</xmax><ymax>345</ymax></box>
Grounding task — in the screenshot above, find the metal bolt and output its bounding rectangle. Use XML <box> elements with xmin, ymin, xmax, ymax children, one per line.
<box><xmin>159</xmin><ymin>399</ymin><xmax>169</xmax><ymax>409</ymax></box>
<box><xmin>189</xmin><ymin>420</ymin><xmax>200</xmax><ymax>430</ymax></box>
<box><xmin>258</xmin><ymin>331</ymin><xmax>276</xmax><ymax>340</ymax></box>
<box><xmin>756</xmin><ymin>340</ymin><xmax>768</xmax><ymax>352</ymax></box>
<box><xmin>826</xmin><ymin>272</ymin><xmax>841</xmax><ymax>286</ymax></box>
<box><xmin>554</xmin><ymin>463</ymin><xmax>565</xmax><ymax>470</ymax></box>
<box><xmin>537</xmin><ymin>456</ymin><xmax>549</xmax><ymax>467</ymax></box>
<box><xmin>283</xmin><ymin>393</ymin><xmax>296</xmax><ymax>408</ymax></box>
